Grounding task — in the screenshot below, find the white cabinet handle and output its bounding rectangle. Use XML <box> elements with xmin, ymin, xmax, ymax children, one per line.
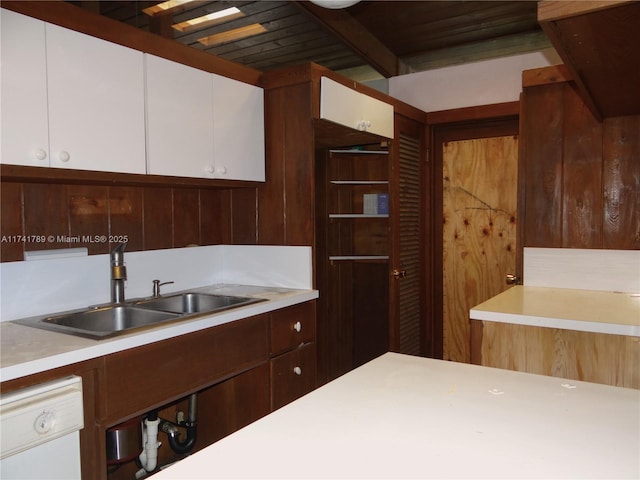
<box><xmin>58</xmin><ymin>151</ymin><xmax>70</xmax><ymax>163</ymax></box>
<box><xmin>206</xmin><ymin>165</ymin><xmax>215</xmax><ymax>174</ymax></box>
<box><xmin>34</xmin><ymin>149</ymin><xmax>47</xmax><ymax>161</ymax></box>
<box><xmin>215</xmin><ymin>166</ymin><xmax>228</xmax><ymax>175</ymax></box>
<box><xmin>293</xmin><ymin>321</ymin><xmax>302</xmax><ymax>333</ymax></box>
<box><xmin>293</xmin><ymin>366</ymin><xmax>302</xmax><ymax>376</ymax></box>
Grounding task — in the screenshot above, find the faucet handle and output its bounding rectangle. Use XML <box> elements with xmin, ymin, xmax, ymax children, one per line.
<box><xmin>152</xmin><ymin>279</ymin><xmax>175</xmax><ymax>297</ymax></box>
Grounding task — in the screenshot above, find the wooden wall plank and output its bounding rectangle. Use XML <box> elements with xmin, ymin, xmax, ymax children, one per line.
<box><xmin>2</xmin><ymin>181</ymin><xmax>248</xmax><ymax>260</ymax></box>
<box><xmin>173</xmin><ymin>188</ymin><xmax>200</xmax><ymax>247</ymax></box>
<box><xmin>603</xmin><ymin>116</ymin><xmax>640</xmax><ymax>248</ymax></box>
<box><xmin>522</xmin><ymin>84</ymin><xmax>564</xmax><ymax>247</ymax></box>
<box><xmin>231</xmin><ymin>188</ymin><xmax>258</xmax><ymax>244</ymax></box>
<box><xmin>68</xmin><ymin>185</ymin><xmax>110</xmax><ymax>255</ymax></box>
<box><xmin>23</xmin><ymin>183</ymin><xmax>68</xmax><ymax>252</ymax></box>
<box><xmin>143</xmin><ymin>187</ymin><xmax>174</xmax><ymax>251</ymax></box>
<box><xmin>200</xmin><ymin>189</ymin><xmax>232</xmax><ymax>245</ymax></box>
<box><xmin>522</xmin><ymin>78</ymin><xmax>640</xmax><ymax>250</ymax></box>
<box><xmin>108</xmin><ymin>186</ymin><xmax>144</xmax><ymax>252</ymax></box>
<box><xmin>561</xmin><ymin>85</ymin><xmax>603</xmax><ymax>247</ymax></box>
<box><xmin>0</xmin><ymin>183</ymin><xmax>24</xmax><ymax>262</ymax></box>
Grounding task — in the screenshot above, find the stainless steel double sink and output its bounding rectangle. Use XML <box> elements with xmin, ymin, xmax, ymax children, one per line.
<box><xmin>14</xmin><ymin>292</ymin><xmax>266</xmax><ymax>340</ymax></box>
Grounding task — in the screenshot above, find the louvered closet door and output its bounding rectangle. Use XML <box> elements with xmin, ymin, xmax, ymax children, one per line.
<box><xmin>390</xmin><ymin>115</ymin><xmax>425</xmax><ymax>355</ymax></box>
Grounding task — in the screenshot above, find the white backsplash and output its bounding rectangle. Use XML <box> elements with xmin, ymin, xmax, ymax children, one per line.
<box><xmin>523</xmin><ymin>247</ymin><xmax>640</xmax><ymax>293</ymax></box>
<box><xmin>0</xmin><ymin>245</ymin><xmax>313</xmax><ymax>322</ymax></box>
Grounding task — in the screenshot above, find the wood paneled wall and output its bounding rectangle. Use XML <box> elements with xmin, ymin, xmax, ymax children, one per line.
<box><xmin>521</xmin><ymin>78</ymin><xmax>640</xmax><ymax>249</ymax></box>
<box><xmin>0</xmin><ymin>181</ymin><xmax>257</xmax><ymax>262</ymax></box>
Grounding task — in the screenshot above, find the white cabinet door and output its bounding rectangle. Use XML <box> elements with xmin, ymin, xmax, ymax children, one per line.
<box><xmin>360</xmin><ymin>91</ymin><xmax>394</xmax><ymax>139</ymax></box>
<box><xmin>212</xmin><ymin>74</ymin><xmax>265</xmax><ymax>182</ymax></box>
<box><xmin>320</xmin><ymin>76</ymin><xmax>394</xmax><ymax>139</ymax></box>
<box><xmin>145</xmin><ymin>54</ymin><xmax>215</xmax><ymax>178</ymax></box>
<box><xmin>45</xmin><ymin>24</ymin><xmax>145</xmax><ymax>173</ymax></box>
<box><xmin>0</xmin><ymin>9</ymin><xmax>50</xmax><ymax>167</ymax></box>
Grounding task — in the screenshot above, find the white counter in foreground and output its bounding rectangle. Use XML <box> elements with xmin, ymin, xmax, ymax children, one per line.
<box><xmin>470</xmin><ymin>285</ymin><xmax>640</xmax><ymax>337</ymax></box>
<box><xmin>152</xmin><ymin>352</ymin><xmax>640</xmax><ymax>479</ymax></box>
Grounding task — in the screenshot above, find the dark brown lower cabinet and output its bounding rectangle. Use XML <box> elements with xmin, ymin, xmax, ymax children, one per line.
<box><xmin>0</xmin><ymin>301</ymin><xmax>316</xmax><ymax>480</ymax></box>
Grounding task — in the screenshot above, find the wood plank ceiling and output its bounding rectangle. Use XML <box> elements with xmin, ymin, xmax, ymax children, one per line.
<box><xmin>68</xmin><ymin>1</ymin><xmax>548</xmax><ymax>80</ymax></box>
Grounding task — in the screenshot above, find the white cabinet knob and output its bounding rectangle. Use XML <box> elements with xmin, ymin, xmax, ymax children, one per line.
<box><xmin>206</xmin><ymin>165</ymin><xmax>215</xmax><ymax>174</ymax></box>
<box><xmin>58</xmin><ymin>151</ymin><xmax>70</xmax><ymax>163</ymax></box>
<box><xmin>216</xmin><ymin>166</ymin><xmax>228</xmax><ymax>175</ymax></box>
<box><xmin>356</xmin><ymin>120</ymin><xmax>366</xmax><ymax>131</ymax></box>
<box><xmin>293</xmin><ymin>366</ymin><xmax>302</xmax><ymax>376</ymax></box>
<box><xmin>34</xmin><ymin>148</ymin><xmax>47</xmax><ymax>161</ymax></box>
<box><xmin>293</xmin><ymin>321</ymin><xmax>302</xmax><ymax>333</ymax></box>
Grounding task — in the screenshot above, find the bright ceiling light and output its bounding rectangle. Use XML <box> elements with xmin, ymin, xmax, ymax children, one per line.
<box><xmin>143</xmin><ymin>0</ymin><xmax>195</xmax><ymax>16</ymax></box>
<box><xmin>309</xmin><ymin>0</ymin><xmax>360</xmax><ymax>8</ymax></box>
<box><xmin>173</xmin><ymin>7</ymin><xmax>244</xmax><ymax>33</ymax></box>
<box><xmin>198</xmin><ymin>24</ymin><xmax>267</xmax><ymax>47</ymax></box>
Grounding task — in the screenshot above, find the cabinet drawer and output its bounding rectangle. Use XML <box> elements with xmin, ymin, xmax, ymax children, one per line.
<box><xmin>270</xmin><ymin>301</ymin><xmax>316</xmax><ymax>355</ymax></box>
<box><xmin>271</xmin><ymin>343</ymin><xmax>317</xmax><ymax>410</ymax></box>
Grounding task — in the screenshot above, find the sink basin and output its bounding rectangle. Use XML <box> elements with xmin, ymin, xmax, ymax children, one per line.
<box><xmin>32</xmin><ymin>306</ymin><xmax>181</xmax><ymax>339</ymax></box>
<box><xmin>135</xmin><ymin>292</ymin><xmax>265</xmax><ymax>314</ymax></box>
<box><xmin>13</xmin><ymin>292</ymin><xmax>266</xmax><ymax>340</ymax></box>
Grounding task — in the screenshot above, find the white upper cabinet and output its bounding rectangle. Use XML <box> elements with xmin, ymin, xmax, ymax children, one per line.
<box><xmin>1</xmin><ymin>10</ymin><xmax>49</xmax><ymax>167</ymax></box>
<box><xmin>0</xmin><ymin>9</ymin><xmax>146</xmax><ymax>174</ymax></box>
<box><xmin>145</xmin><ymin>54</ymin><xmax>215</xmax><ymax>178</ymax></box>
<box><xmin>45</xmin><ymin>24</ymin><xmax>146</xmax><ymax>173</ymax></box>
<box><xmin>146</xmin><ymin>54</ymin><xmax>265</xmax><ymax>181</ymax></box>
<box><xmin>320</xmin><ymin>76</ymin><xmax>394</xmax><ymax>139</ymax></box>
<box><xmin>212</xmin><ymin>73</ymin><xmax>265</xmax><ymax>182</ymax></box>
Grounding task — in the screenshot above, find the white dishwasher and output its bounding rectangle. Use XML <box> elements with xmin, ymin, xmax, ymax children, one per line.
<box><xmin>0</xmin><ymin>375</ymin><xmax>84</xmax><ymax>479</ymax></box>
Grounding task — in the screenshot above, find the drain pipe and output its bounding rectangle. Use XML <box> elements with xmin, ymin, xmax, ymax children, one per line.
<box><xmin>160</xmin><ymin>393</ymin><xmax>197</xmax><ymax>455</ymax></box>
<box><xmin>136</xmin><ymin>411</ymin><xmax>161</xmax><ymax>478</ymax></box>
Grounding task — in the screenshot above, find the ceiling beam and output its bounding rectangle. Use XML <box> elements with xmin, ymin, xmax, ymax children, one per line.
<box><xmin>293</xmin><ymin>1</ymin><xmax>410</xmax><ymax>78</ymax></box>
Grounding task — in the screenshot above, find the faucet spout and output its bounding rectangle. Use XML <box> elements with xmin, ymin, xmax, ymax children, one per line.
<box><xmin>111</xmin><ymin>242</ymin><xmax>128</xmax><ymax>304</ymax></box>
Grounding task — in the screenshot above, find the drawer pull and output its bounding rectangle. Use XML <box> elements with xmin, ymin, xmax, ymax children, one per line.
<box><xmin>293</xmin><ymin>366</ymin><xmax>302</xmax><ymax>375</ymax></box>
<box><xmin>293</xmin><ymin>321</ymin><xmax>302</xmax><ymax>333</ymax></box>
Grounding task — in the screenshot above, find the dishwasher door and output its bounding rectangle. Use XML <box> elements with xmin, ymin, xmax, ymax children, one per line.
<box><xmin>0</xmin><ymin>376</ymin><xmax>83</xmax><ymax>479</ymax></box>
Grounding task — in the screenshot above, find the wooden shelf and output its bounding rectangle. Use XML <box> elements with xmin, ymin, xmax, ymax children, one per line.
<box><xmin>330</xmin><ymin>181</ymin><xmax>388</xmax><ymax>185</ymax></box>
<box><xmin>329</xmin><ymin>214</ymin><xmax>388</xmax><ymax>219</ymax></box>
<box><xmin>329</xmin><ymin>255</ymin><xmax>389</xmax><ymax>261</ymax></box>
<box><xmin>329</xmin><ymin>149</ymin><xmax>388</xmax><ymax>155</ymax></box>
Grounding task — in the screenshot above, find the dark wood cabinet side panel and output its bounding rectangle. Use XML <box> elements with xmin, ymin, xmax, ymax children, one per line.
<box><xmin>258</xmin><ymin>83</ymin><xmax>315</xmax><ymax>246</ymax></box>
<box><xmin>68</xmin><ymin>184</ymin><xmax>110</xmax><ymax>255</ymax></box>
<box><xmin>108</xmin><ymin>186</ymin><xmax>144</xmax><ymax>252</ymax></box>
<box><xmin>102</xmin><ymin>314</ymin><xmax>269</xmax><ymax>424</ymax></box>
<box><xmin>173</xmin><ymin>188</ymin><xmax>200</xmax><ymax>247</ymax></box>
<box><xmin>522</xmin><ymin>85</ymin><xmax>564</xmax><ymax>247</ymax></box>
<box><xmin>603</xmin><ymin>116</ymin><xmax>640</xmax><ymax>249</ymax></box>
<box><xmin>561</xmin><ymin>86</ymin><xmax>604</xmax><ymax>247</ymax></box>
<box><xmin>1</xmin><ymin>182</ymin><xmax>24</xmax><ymax>261</ymax></box>
<box><xmin>258</xmin><ymin>88</ymin><xmax>287</xmax><ymax>245</ymax></box>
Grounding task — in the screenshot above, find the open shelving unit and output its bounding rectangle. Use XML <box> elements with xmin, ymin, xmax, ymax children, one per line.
<box><xmin>315</xmin><ymin>146</ymin><xmax>390</xmax><ymax>379</ymax></box>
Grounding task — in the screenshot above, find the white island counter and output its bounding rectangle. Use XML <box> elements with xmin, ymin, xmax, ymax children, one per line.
<box><xmin>152</xmin><ymin>352</ymin><xmax>639</xmax><ymax>479</ymax></box>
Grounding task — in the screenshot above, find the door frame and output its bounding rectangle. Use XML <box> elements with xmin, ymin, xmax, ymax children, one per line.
<box><xmin>427</xmin><ymin>102</ymin><xmax>520</xmax><ymax>359</ymax></box>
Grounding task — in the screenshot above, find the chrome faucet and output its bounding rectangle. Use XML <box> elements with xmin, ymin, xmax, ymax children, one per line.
<box><xmin>110</xmin><ymin>242</ymin><xmax>127</xmax><ymax>303</ymax></box>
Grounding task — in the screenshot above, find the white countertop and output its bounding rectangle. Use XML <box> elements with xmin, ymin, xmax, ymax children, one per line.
<box><xmin>470</xmin><ymin>285</ymin><xmax>640</xmax><ymax>337</ymax></box>
<box><xmin>0</xmin><ymin>284</ymin><xmax>317</xmax><ymax>382</ymax></box>
<box><xmin>151</xmin><ymin>352</ymin><xmax>640</xmax><ymax>479</ymax></box>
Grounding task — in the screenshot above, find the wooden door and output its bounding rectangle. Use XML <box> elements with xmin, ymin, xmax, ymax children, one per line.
<box><xmin>442</xmin><ymin>136</ymin><xmax>518</xmax><ymax>362</ymax></box>
<box><xmin>389</xmin><ymin>114</ymin><xmax>427</xmax><ymax>356</ymax></box>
